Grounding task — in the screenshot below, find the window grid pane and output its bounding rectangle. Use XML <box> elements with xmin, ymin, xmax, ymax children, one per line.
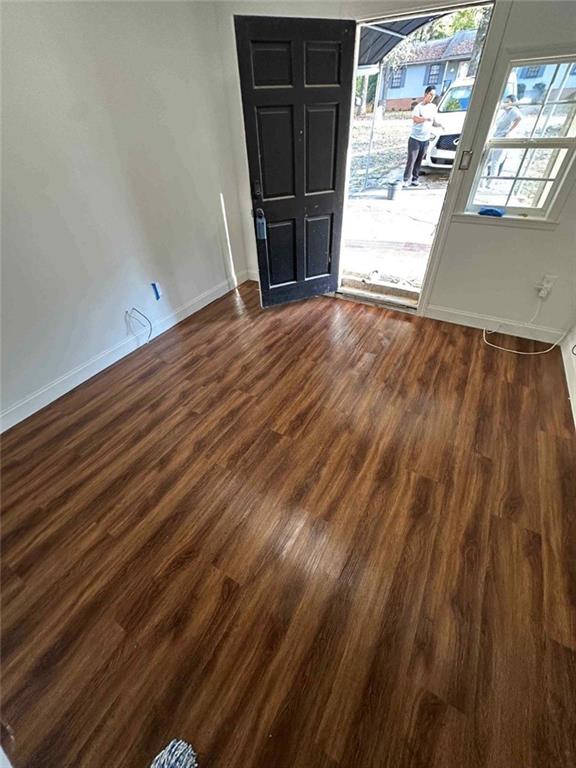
<box><xmin>428</xmin><ymin>64</ymin><xmax>440</xmax><ymax>86</ymax></box>
<box><xmin>508</xmin><ymin>179</ymin><xmax>554</xmax><ymax>208</ymax></box>
<box><xmin>466</xmin><ymin>57</ymin><xmax>576</xmax><ymax>215</ymax></box>
<box><xmin>518</xmin><ymin>147</ymin><xmax>567</xmax><ymax>178</ymax></box>
<box><xmin>550</xmin><ymin>62</ymin><xmax>576</xmax><ymax>102</ymax></box>
<box><xmin>534</xmin><ymin>103</ymin><xmax>576</xmax><ymax>138</ymax></box>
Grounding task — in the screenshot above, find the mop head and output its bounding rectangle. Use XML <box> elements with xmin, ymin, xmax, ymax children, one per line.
<box><xmin>150</xmin><ymin>739</ymin><xmax>198</xmax><ymax>768</ymax></box>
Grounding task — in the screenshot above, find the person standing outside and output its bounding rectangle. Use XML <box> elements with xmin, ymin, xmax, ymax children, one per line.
<box><xmin>486</xmin><ymin>94</ymin><xmax>522</xmax><ymax>183</ymax></box>
<box><xmin>403</xmin><ymin>86</ymin><xmax>443</xmax><ymax>187</ymax></box>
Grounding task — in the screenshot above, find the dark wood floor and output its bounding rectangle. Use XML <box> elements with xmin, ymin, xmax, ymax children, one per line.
<box><xmin>2</xmin><ymin>281</ymin><xmax>575</xmax><ymax>768</ymax></box>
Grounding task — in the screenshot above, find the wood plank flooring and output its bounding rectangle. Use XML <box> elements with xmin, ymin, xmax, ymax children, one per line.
<box><xmin>1</xmin><ymin>281</ymin><xmax>575</xmax><ymax>768</ymax></box>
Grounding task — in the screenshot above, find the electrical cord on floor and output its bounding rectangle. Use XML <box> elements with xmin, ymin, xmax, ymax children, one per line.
<box><xmin>128</xmin><ymin>307</ymin><xmax>153</xmax><ymax>342</ymax></box>
<box><xmin>482</xmin><ymin>297</ymin><xmax>573</xmax><ymax>356</ymax></box>
<box><xmin>482</xmin><ymin>327</ymin><xmax>570</xmax><ymax>355</ymax></box>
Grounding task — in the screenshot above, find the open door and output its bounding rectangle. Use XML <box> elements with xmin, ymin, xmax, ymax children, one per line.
<box><xmin>235</xmin><ymin>16</ymin><xmax>355</xmax><ymax>307</ymax></box>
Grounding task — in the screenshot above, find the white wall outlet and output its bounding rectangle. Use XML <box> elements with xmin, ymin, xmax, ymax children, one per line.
<box><xmin>536</xmin><ymin>274</ymin><xmax>558</xmax><ymax>299</ymax></box>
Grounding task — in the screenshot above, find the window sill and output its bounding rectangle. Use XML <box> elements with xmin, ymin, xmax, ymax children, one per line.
<box><xmin>451</xmin><ymin>212</ymin><xmax>559</xmax><ymax>230</ymax></box>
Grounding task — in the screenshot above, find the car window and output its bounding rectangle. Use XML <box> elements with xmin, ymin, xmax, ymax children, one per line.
<box><xmin>439</xmin><ymin>86</ymin><xmax>473</xmax><ymax>113</ymax></box>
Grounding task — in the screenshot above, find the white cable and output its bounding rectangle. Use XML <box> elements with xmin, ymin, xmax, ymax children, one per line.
<box><xmin>527</xmin><ymin>298</ymin><xmax>545</xmax><ymax>325</ymax></box>
<box><xmin>485</xmin><ymin>297</ymin><xmax>543</xmax><ymax>337</ymax></box>
<box><xmin>482</xmin><ymin>297</ymin><xmax>569</xmax><ymax>355</ymax></box>
<box><xmin>482</xmin><ymin>327</ymin><xmax>569</xmax><ymax>355</ymax></box>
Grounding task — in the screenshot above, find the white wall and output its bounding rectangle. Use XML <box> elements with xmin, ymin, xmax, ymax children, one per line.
<box><xmin>423</xmin><ymin>0</ymin><xmax>576</xmax><ymax>342</ymax></box>
<box><xmin>425</xmin><ymin>207</ymin><xmax>576</xmax><ymax>341</ymax></box>
<box><xmin>1</xmin><ymin>1</ymin><xmax>247</xmax><ymax>430</ymax></box>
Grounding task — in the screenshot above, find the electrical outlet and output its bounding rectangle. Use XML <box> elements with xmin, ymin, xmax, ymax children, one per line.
<box><xmin>536</xmin><ymin>273</ymin><xmax>558</xmax><ymax>299</ymax></box>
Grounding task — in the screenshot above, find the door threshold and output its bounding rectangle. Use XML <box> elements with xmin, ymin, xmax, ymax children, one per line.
<box><xmin>340</xmin><ymin>273</ymin><xmax>420</xmax><ymax>303</ymax></box>
<box><xmin>335</xmin><ymin>285</ymin><xmax>418</xmax><ymax>313</ymax></box>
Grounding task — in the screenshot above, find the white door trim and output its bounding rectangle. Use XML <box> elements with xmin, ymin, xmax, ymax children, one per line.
<box><xmin>417</xmin><ymin>0</ymin><xmax>513</xmax><ymax>314</ymax></box>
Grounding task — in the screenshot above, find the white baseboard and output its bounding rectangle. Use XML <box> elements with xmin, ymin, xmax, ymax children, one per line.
<box><xmin>424</xmin><ymin>304</ymin><xmax>565</xmax><ymax>344</ymax></box>
<box><xmin>234</xmin><ymin>268</ymin><xmax>249</xmax><ymax>284</ymax></box>
<box><xmin>561</xmin><ymin>329</ymin><xmax>576</xmax><ymax>429</ymax></box>
<box><xmin>1</xmin><ymin>275</ymin><xmax>248</xmax><ymax>433</ymax></box>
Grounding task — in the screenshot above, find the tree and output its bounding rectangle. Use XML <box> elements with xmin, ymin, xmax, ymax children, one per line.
<box><xmin>367</xmin><ymin>74</ymin><xmax>378</xmax><ymax>106</ymax></box>
<box><xmin>467</xmin><ymin>6</ymin><xmax>492</xmax><ymax>77</ymax></box>
<box><xmin>410</xmin><ymin>7</ymin><xmax>485</xmax><ymax>42</ymax></box>
<box><xmin>376</xmin><ymin>5</ymin><xmax>492</xmax><ymax>110</ymax></box>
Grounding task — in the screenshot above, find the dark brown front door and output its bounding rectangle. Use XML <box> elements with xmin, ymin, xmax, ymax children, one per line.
<box><xmin>234</xmin><ymin>16</ymin><xmax>355</xmax><ymax>307</ymax></box>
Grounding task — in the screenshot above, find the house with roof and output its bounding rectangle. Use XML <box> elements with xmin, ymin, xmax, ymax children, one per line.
<box><xmin>360</xmin><ymin>27</ymin><xmax>576</xmax><ymax>112</ymax></box>
<box><xmin>379</xmin><ymin>29</ymin><xmax>477</xmax><ymax>110</ymax></box>
<box><xmin>514</xmin><ymin>61</ymin><xmax>576</xmax><ymax>102</ymax></box>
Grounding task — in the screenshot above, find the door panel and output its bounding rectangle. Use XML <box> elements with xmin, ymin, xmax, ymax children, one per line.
<box><xmin>235</xmin><ymin>16</ymin><xmax>355</xmax><ymax>307</ymax></box>
<box><xmin>306</xmin><ymin>104</ymin><xmax>338</xmax><ymax>193</ymax></box>
<box><xmin>268</xmin><ymin>220</ymin><xmax>297</xmax><ymax>285</ymax></box>
<box><xmin>306</xmin><ymin>215</ymin><xmax>333</xmax><ymax>277</ymax></box>
<box><xmin>305</xmin><ymin>42</ymin><xmax>342</xmax><ymax>86</ymax></box>
<box><xmin>257</xmin><ymin>106</ymin><xmax>295</xmax><ymax>198</ymax></box>
<box><xmin>251</xmin><ymin>41</ymin><xmax>293</xmax><ymax>87</ymax></box>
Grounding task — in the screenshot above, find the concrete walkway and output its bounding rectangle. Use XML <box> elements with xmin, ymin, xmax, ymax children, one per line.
<box><xmin>342</xmin><ymin>172</ymin><xmax>449</xmax><ymax>292</ymax></box>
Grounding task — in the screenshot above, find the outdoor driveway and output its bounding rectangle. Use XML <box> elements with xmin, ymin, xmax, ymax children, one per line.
<box><xmin>343</xmin><ymin>113</ymin><xmax>450</xmax><ymax>291</ymax></box>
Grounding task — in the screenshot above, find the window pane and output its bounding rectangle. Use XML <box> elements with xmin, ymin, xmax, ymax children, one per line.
<box><xmin>467</xmin><ymin>58</ymin><xmax>576</xmax><ymax>216</ymax></box>
<box><xmin>491</xmin><ymin>103</ymin><xmax>537</xmax><ymax>139</ymax></box>
<box><xmin>517</xmin><ymin>62</ymin><xmax>560</xmax><ymax>102</ymax></box>
<box><xmin>518</xmin><ymin>148</ymin><xmax>567</xmax><ymax>178</ymax></box>
<box><xmin>508</xmin><ymin>180</ymin><xmax>553</xmax><ymax>208</ymax></box>
<box><xmin>489</xmin><ymin>60</ymin><xmax>576</xmax><ymax>139</ymax></box>
<box><xmin>482</xmin><ymin>148</ymin><xmax>525</xmax><ymax>177</ymax></box>
<box><xmin>472</xmin><ymin>179</ymin><xmax>514</xmax><ymax>208</ymax></box>
<box><xmin>533</xmin><ymin>102</ymin><xmax>576</xmax><ymax>137</ymax></box>
<box><xmin>550</xmin><ymin>62</ymin><xmax>576</xmax><ymax>102</ymax></box>
<box><xmin>438</xmin><ymin>85</ymin><xmax>472</xmax><ymax>113</ymax></box>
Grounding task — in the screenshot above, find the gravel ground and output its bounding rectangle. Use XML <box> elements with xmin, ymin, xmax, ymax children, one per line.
<box><xmin>348</xmin><ymin>112</ymin><xmax>450</xmax><ymax>194</ymax></box>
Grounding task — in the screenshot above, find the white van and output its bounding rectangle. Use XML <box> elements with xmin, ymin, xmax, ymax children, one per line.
<box><xmin>421</xmin><ymin>73</ymin><xmax>517</xmax><ymax>171</ymax></box>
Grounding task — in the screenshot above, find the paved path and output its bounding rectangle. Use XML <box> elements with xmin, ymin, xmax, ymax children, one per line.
<box><xmin>343</xmin><ymin>173</ymin><xmax>449</xmax><ymax>289</ymax></box>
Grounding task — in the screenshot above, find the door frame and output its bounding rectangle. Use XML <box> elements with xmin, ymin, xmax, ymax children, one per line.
<box><xmin>339</xmin><ymin>0</ymin><xmax>509</xmax><ymax>315</ymax></box>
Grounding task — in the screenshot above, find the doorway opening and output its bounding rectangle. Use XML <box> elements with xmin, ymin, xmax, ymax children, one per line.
<box><xmin>340</xmin><ymin>4</ymin><xmax>493</xmax><ymax>307</ymax></box>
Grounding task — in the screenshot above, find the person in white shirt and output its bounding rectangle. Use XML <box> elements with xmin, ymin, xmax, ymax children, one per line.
<box><xmin>403</xmin><ymin>86</ymin><xmax>444</xmax><ymax>187</ymax></box>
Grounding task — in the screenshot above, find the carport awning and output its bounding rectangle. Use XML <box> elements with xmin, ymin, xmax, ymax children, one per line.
<box><xmin>358</xmin><ymin>16</ymin><xmax>444</xmax><ymax>66</ymax></box>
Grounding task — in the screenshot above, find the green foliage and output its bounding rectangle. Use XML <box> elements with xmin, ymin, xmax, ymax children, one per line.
<box><xmin>367</xmin><ymin>74</ymin><xmax>378</xmax><ymax>105</ymax></box>
<box><xmin>450</xmin><ymin>8</ymin><xmax>482</xmax><ymax>33</ymax></box>
<box><xmin>413</xmin><ymin>6</ymin><xmax>487</xmax><ymax>42</ymax></box>
<box><xmin>443</xmin><ymin>96</ymin><xmax>464</xmax><ymax>112</ymax></box>
<box><xmin>356</xmin><ymin>73</ymin><xmax>379</xmax><ymax>106</ymax></box>
<box><xmin>379</xmin><ymin>4</ymin><xmax>492</xmax><ymax>90</ymax></box>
